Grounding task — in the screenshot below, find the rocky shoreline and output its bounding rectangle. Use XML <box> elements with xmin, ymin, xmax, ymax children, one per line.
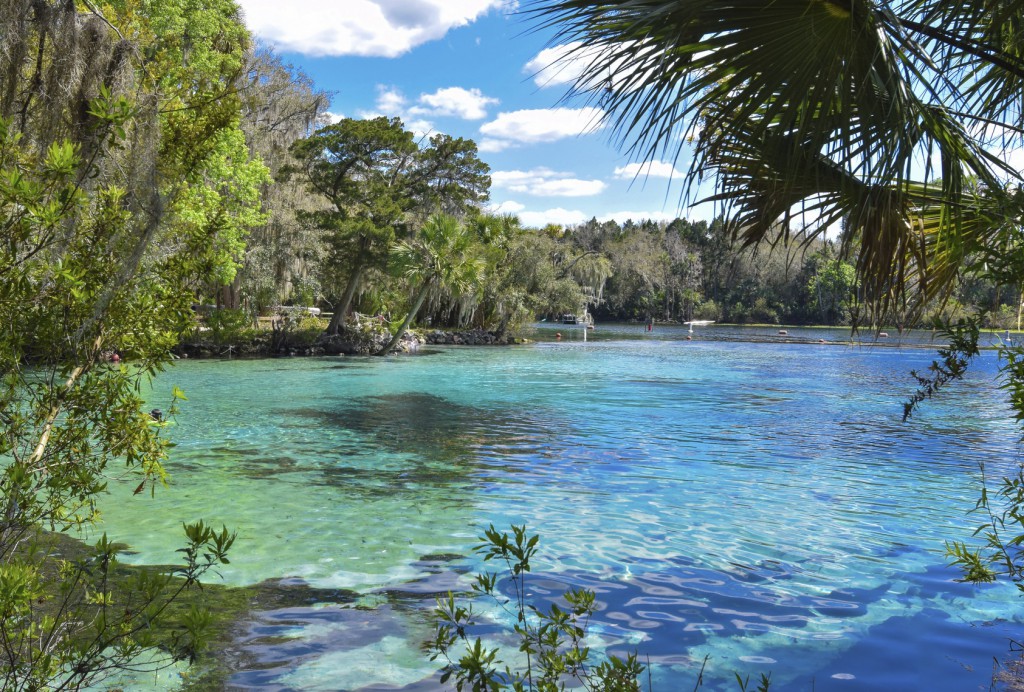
<box><xmin>173</xmin><ymin>328</ymin><xmax>520</xmax><ymax>359</ymax></box>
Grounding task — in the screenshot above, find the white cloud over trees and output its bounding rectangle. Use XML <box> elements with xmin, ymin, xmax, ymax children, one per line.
<box><xmin>478</xmin><ymin>107</ymin><xmax>604</xmax><ymax>151</ymax></box>
<box><xmin>238</xmin><ymin>0</ymin><xmax>509</xmax><ymax>57</ymax></box>
<box><xmin>410</xmin><ymin>87</ymin><xmax>499</xmax><ymax>120</ymax></box>
<box><xmin>491</xmin><ymin>167</ymin><xmax>606</xmax><ymax>197</ymax></box>
<box><xmin>614</xmin><ymin>161</ymin><xmax>683</xmax><ymax>179</ymax></box>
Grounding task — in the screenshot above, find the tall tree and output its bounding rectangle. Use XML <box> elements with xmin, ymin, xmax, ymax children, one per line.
<box><xmin>290</xmin><ymin>117</ymin><xmax>490</xmax><ymax>334</ymax></box>
<box><xmin>229</xmin><ymin>45</ymin><xmax>331</xmax><ymax>311</ymax></box>
<box><xmin>413</xmin><ymin>133</ymin><xmax>491</xmax><ymax>218</ymax></box>
<box><xmin>291</xmin><ymin>117</ymin><xmax>419</xmax><ymax>333</ymax></box>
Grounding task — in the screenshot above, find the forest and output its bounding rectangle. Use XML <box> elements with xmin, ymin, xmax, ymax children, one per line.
<box><xmin>220</xmin><ymin>90</ymin><xmax>1024</xmax><ymax>333</ymax></box>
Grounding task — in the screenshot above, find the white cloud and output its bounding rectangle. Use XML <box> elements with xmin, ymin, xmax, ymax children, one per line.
<box><xmin>354</xmin><ymin>88</ymin><xmax>438</xmax><ymax>138</ymax></box>
<box><xmin>519</xmin><ymin>208</ymin><xmax>589</xmax><ymax>228</ymax></box>
<box><xmin>614</xmin><ymin>161</ymin><xmax>683</xmax><ymax>180</ymax></box>
<box><xmin>406</xmin><ymin>119</ymin><xmax>438</xmax><ymax>140</ymax></box>
<box><xmin>524</xmin><ymin>43</ymin><xmax>588</xmax><ymax>88</ymax></box>
<box><xmin>524</xmin><ymin>40</ymin><xmax>656</xmax><ymax>91</ymax></box>
<box><xmin>324</xmin><ymin>111</ymin><xmax>345</xmax><ymax>124</ymax></box>
<box><xmin>360</xmin><ymin>85</ymin><xmax>494</xmax><ymax>136</ymax></box>
<box><xmin>375</xmin><ymin>86</ymin><xmax>407</xmax><ymax>114</ymax></box>
<box><xmin>238</xmin><ymin>0</ymin><xmax>509</xmax><ymax>58</ymax></box>
<box><xmin>491</xmin><ymin>167</ymin><xmax>605</xmax><ymax>197</ymax></box>
<box><xmin>1001</xmin><ymin>148</ymin><xmax>1024</xmax><ymax>175</ymax></box>
<box><xmin>479</xmin><ymin>107</ymin><xmax>605</xmax><ymax>151</ymax></box>
<box><xmin>488</xmin><ymin>200</ymin><xmax>526</xmax><ymax>214</ymax></box>
<box><xmin>410</xmin><ymin>87</ymin><xmax>498</xmax><ymax>120</ymax></box>
<box><xmin>478</xmin><ymin>138</ymin><xmax>514</xmax><ymax>153</ymax></box>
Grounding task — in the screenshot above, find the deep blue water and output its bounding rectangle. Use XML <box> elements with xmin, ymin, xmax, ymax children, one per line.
<box><xmin>97</xmin><ymin>324</ymin><xmax>1024</xmax><ymax>690</ymax></box>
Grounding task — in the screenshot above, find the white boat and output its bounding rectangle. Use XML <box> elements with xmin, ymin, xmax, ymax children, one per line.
<box><xmin>684</xmin><ymin>320</ymin><xmax>715</xmax><ymax>333</ymax></box>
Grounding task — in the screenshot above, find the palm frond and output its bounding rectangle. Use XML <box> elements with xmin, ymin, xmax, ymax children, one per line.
<box><xmin>525</xmin><ymin>0</ymin><xmax>1024</xmax><ymax>318</ymax></box>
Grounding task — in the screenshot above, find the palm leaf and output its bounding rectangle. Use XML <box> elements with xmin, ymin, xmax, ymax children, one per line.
<box><xmin>525</xmin><ymin>0</ymin><xmax>1024</xmax><ymax>318</ymax></box>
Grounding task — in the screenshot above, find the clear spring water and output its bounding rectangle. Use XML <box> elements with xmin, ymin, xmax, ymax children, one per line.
<box><xmin>96</xmin><ymin>324</ymin><xmax>1024</xmax><ymax>690</ymax></box>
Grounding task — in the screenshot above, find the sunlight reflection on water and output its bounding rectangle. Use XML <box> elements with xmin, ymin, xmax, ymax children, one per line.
<box><xmin>96</xmin><ymin>329</ymin><xmax>1023</xmax><ymax>690</ymax></box>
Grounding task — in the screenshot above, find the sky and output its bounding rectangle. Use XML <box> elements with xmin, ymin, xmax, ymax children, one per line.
<box><xmin>234</xmin><ymin>0</ymin><xmax>708</xmax><ymax>229</ymax></box>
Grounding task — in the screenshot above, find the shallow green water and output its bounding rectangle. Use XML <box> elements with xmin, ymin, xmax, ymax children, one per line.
<box><xmin>96</xmin><ymin>325</ymin><xmax>1023</xmax><ymax>690</ymax></box>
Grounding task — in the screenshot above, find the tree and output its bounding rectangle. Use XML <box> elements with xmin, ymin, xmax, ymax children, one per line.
<box><xmin>226</xmin><ymin>45</ymin><xmax>331</xmax><ymax>312</ymax></box>
<box><xmin>0</xmin><ymin>0</ymin><xmax>256</xmax><ymax>686</ymax></box>
<box><xmin>377</xmin><ymin>214</ymin><xmax>486</xmax><ymax>355</ymax></box>
<box><xmin>807</xmin><ymin>254</ymin><xmax>858</xmax><ymax>325</ymax></box>
<box><xmin>526</xmin><ymin>0</ymin><xmax>1024</xmax><ymax>324</ymax></box>
<box><xmin>414</xmin><ymin>134</ymin><xmax>491</xmax><ymax>219</ymax></box>
<box><xmin>291</xmin><ymin>119</ymin><xmax>491</xmax><ymax>334</ymax></box>
<box><xmin>291</xmin><ymin>117</ymin><xmax>419</xmax><ymax>334</ymax></box>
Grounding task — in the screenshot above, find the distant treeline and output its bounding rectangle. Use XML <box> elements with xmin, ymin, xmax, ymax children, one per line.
<box><xmin>541</xmin><ymin>216</ymin><xmax>1022</xmax><ymax>328</ymax></box>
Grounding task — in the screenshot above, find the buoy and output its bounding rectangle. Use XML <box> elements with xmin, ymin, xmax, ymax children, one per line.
<box><xmin>878</xmin><ymin>332</ymin><xmax>889</xmax><ymax>338</ymax></box>
<box><xmin>686</xmin><ymin>335</ymin><xmax>692</xmax><ymax>341</ymax></box>
<box><xmin>778</xmin><ymin>330</ymin><xmax>788</xmax><ymax>336</ymax></box>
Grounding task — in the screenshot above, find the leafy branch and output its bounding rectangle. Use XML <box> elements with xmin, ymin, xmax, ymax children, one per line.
<box><xmin>903</xmin><ymin>319</ymin><xmax>980</xmax><ymax>422</ymax></box>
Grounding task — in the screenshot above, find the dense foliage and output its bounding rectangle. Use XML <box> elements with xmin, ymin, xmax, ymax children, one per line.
<box><xmin>0</xmin><ymin>0</ymin><xmax>256</xmax><ymax>686</ymax></box>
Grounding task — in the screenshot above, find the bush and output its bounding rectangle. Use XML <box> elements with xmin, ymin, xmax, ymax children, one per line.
<box><xmin>202</xmin><ymin>308</ymin><xmax>257</xmax><ymax>345</ymax></box>
<box><xmin>427</xmin><ymin>525</ymin><xmax>645</xmax><ymax>691</ymax></box>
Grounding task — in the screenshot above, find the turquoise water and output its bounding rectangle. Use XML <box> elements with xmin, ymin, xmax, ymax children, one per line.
<box><xmin>96</xmin><ymin>325</ymin><xmax>1023</xmax><ymax>690</ymax></box>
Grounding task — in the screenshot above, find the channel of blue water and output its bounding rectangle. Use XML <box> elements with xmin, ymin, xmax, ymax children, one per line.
<box><xmin>97</xmin><ymin>324</ymin><xmax>1024</xmax><ymax>690</ymax></box>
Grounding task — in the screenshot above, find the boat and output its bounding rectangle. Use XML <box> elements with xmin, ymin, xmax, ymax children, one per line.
<box><xmin>684</xmin><ymin>320</ymin><xmax>715</xmax><ymax>333</ymax></box>
<box><xmin>560</xmin><ymin>311</ymin><xmax>593</xmax><ymax>327</ymax></box>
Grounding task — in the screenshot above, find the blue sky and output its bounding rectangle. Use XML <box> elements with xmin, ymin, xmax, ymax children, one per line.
<box><xmin>236</xmin><ymin>0</ymin><xmax>707</xmax><ymax>228</ymax></box>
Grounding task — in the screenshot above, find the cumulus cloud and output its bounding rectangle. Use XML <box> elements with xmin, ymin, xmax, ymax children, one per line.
<box><xmin>375</xmin><ymin>86</ymin><xmax>408</xmax><ymax>114</ymax></box>
<box><xmin>478</xmin><ymin>138</ymin><xmax>514</xmax><ymax>153</ymax></box>
<box><xmin>410</xmin><ymin>87</ymin><xmax>499</xmax><ymax>120</ymax></box>
<box><xmin>237</xmin><ymin>0</ymin><xmax>509</xmax><ymax>58</ymax></box>
<box><xmin>360</xmin><ymin>86</ymin><xmax>495</xmax><ymax>135</ymax></box>
<box><xmin>614</xmin><ymin>161</ymin><xmax>683</xmax><ymax>180</ymax></box>
<box><xmin>518</xmin><ymin>208</ymin><xmax>589</xmax><ymax>228</ymax></box>
<box><xmin>479</xmin><ymin>107</ymin><xmax>604</xmax><ymax>151</ymax></box>
<box><xmin>524</xmin><ymin>43</ymin><xmax>589</xmax><ymax>88</ymax></box>
<box><xmin>524</xmin><ymin>40</ymin><xmax>656</xmax><ymax>91</ymax></box>
<box><xmin>491</xmin><ymin>168</ymin><xmax>606</xmax><ymax>197</ymax></box>
<box><xmin>488</xmin><ymin>200</ymin><xmax>526</xmax><ymax>214</ymax></box>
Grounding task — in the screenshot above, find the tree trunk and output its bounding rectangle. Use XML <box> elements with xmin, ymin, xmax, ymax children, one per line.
<box><xmin>327</xmin><ymin>264</ymin><xmax>365</xmax><ymax>335</ymax></box>
<box><xmin>376</xmin><ymin>281</ymin><xmax>432</xmax><ymax>356</ymax></box>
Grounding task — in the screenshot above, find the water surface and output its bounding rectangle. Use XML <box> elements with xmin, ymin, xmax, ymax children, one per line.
<box><xmin>97</xmin><ymin>325</ymin><xmax>1023</xmax><ymax>690</ymax></box>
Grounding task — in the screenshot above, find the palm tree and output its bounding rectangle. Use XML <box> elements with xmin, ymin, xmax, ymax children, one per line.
<box><xmin>526</xmin><ymin>0</ymin><xmax>1024</xmax><ymax>322</ymax></box>
<box><xmin>377</xmin><ymin>214</ymin><xmax>486</xmax><ymax>355</ymax></box>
